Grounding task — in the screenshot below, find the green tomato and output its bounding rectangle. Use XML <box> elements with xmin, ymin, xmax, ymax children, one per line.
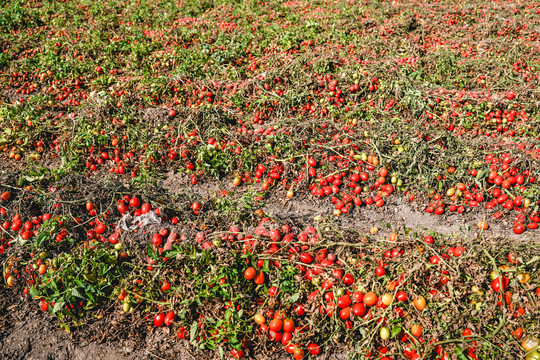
<box><xmin>380</xmin><ymin>327</ymin><xmax>390</xmax><ymax>340</ymax></box>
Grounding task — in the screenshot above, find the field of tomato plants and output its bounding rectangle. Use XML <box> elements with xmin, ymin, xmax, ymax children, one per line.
<box><xmin>1</xmin><ymin>0</ymin><xmax>540</xmax><ymax>359</ymax></box>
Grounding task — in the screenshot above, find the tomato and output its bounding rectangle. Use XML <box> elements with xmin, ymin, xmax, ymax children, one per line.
<box><xmin>177</xmin><ymin>327</ymin><xmax>186</xmax><ymax>339</ymax></box>
<box><xmin>381</xmin><ymin>294</ymin><xmax>393</xmax><ymax>306</ymax></box>
<box><xmin>254</xmin><ymin>271</ymin><xmax>265</xmax><ymax>285</ymax></box>
<box><xmin>513</xmin><ymin>327</ymin><xmax>523</xmax><ymax>339</ymax></box>
<box><xmin>337</xmin><ymin>295</ymin><xmax>351</xmax><ymax>308</ymax></box>
<box><xmin>95</xmin><ymin>223</ymin><xmax>107</xmax><ymax>234</ymax></box>
<box><xmin>231</xmin><ymin>349</ymin><xmax>244</xmax><ymax>359</ymax></box>
<box><xmin>283</xmin><ymin>318</ymin><xmax>294</xmax><ymax>333</ymax></box>
<box><xmin>141</xmin><ymin>203</ymin><xmax>151</xmax><ymax>214</ymax></box>
<box><xmin>154</xmin><ymin>313</ymin><xmax>165</xmax><ymax>327</ymax></box>
<box><xmin>254</xmin><ymin>314</ymin><xmax>265</xmax><ymax>325</ymax></box>
<box><xmin>0</xmin><ymin>191</ymin><xmax>11</xmax><ymax>201</ymax></box>
<box><xmin>352</xmin><ymin>291</ymin><xmax>363</xmax><ymax>303</ymax></box>
<box><xmin>164</xmin><ymin>311</ymin><xmax>175</xmax><ymax>326</ymax></box>
<box><xmin>152</xmin><ymin>234</ymin><xmax>163</xmax><ymax>246</ymax></box>
<box><xmin>281</xmin><ymin>331</ymin><xmax>292</xmax><ymax>346</ymax></box>
<box><xmin>300</xmin><ymin>253</ymin><xmax>313</xmax><ymax>263</ymax></box>
<box><xmin>363</xmin><ymin>292</ymin><xmax>377</xmax><ymax>306</ymax></box>
<box><xmin>117</xmin><ymin>202</ymin><xmax>128</xmax><ymax>213</ymax></box>
<box><xmin>339</xmin><ymin>307</ymin><xmax>351</xmax><ymax>320</ymax></box>
<box><xmin>161</xmin><ymin>281</ymin><xmax>170</xmax><ymax>292</ymax></box>
<box><xmin>342</xmin><ymin>273</ymin><xmax>354</xmax><ymax>285</ymax></box>
<box><xmin>396</xmin><ymin>290</ymin><xmax>407</xmax><ymax>302</ymax></box>
<box><xmin>514</xmin><ymin>223</ymin><xmax>526</xmax><ymax>234</ymax></box>
<box><xmin>375</xmin><ymin>266</ymin><xmax>386</xmax><ymax>277</ymax></box>
<box><xmin>38</xmin><ymin>264</ymin><xmax>47</xmax><ymax>275</ymax></box>
<box><xmin>350</xmin><ymin>303</ymin><xmax>365</xmax><ymax>317</ymax></box>
<box><xmin>380</xmin><ymin>327</ymin><xmax>390</xmax><ymax>340</ymax></box>
<box><xmin>129</xmin><ymin>197</ymin><xmax>141</xmax><ymax>208</ymax></box>
<box><xmin>526</xmin><ymin>350</ymin><xmax>540</xmax><ymax>360</ymax></box>
<box><xmin>269</xmin><ymin>318</ymin><xmax>283</xmax><ymax>332</ymax></box>
<box><xmin>413</xmin><ymin>296</ymin><xmax>426</xmax><ymax>311</ymax></box>
<box><xmin>522</xmin><ymin>336</ymin><xmax>539</xmax><ymax>352</ymax></box>
<box><xmin>86</xmin><ymin>202</ymin><xmax>95</xmax><ymax>212</ymax></box>
<box><xmin>42</xmin><ymin>301</ymin><xmax>49</xmax><ymax>312</ymax></box>
<box><xmin>307</xmin><ymin>343</ymin><xmax>321</xmax><ymax>355</ymax></box>
<box><xmin>244</xmin><ymin>267</ymin><xmax>256</xmax><ymax>280</ymax></box>
<box><xmin>491</xmin><ymin>276</ymin><xmax>509</xmax><ymax>292</ymax></box>
<box><xmin>293</xmin><ymin>347</ymin><xmax>304</xmax><ymax>360</ymax></box>
<box><xmin>411</xmin><ymin>324</ymin><xmax>423</xmax><ymax>337</ymax></box>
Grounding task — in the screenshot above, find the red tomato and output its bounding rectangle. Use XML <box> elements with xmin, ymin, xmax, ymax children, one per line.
<box><xmin>307</xmin><ymin>343</ymin><xmax>321</xmax><ymax>355</ymax></box>
<box><xmin>152</xmin><ymin>234</ymin><xmax>163</xmax><ymax>246</ymax></box>
<box><xmin>244</xmin><ymin>267</ymin><xmax>256</xmax><ymax>280</ymax></box>
<box><xmin>129</xmin><ymin>197</ymin><xmax>141</xmax><ymax>208</ymax></box>
<box><xmin>153</xmin><ymin>313</ymin><xmax>165</xmax><ymax>327</ymax></box>
<box><xmin>491</xmin><ymin>276</ymin><xmax>509</xmax><ymax>292</ymax></box>
<box><xmin>337</xmin><ymin>295</ymin><xmax>352</xmax><ymax>308</ymax></box>
<box><xmin>164</xmin><ymin>311</ymin><xmax>175</xmax><ymax>326</ymax></box>
<box><xmin>352</xmin><ymin>303</ymin><xmax>366</xmax><ymax>317</ymax></box>
<box><xmin>339</xmin><ymin>306</ymin><xmax>351</xmax><ymax>320</ymax></box>
<box><xmin>352</xmin><ymin>291</ymin><xmax>364</xmax><ymax>303</ymax></box>
<box><xmin>141</xmin><ymin>203</ymin><xmax>151</xmax><ymax>214</ymax></box>
<box><xmin>269</xmin><ymin>318</ymin><xmax>283</xmax><ymax>332</ymax></box>
<box><xmin>231</xmin><ymin>349</ymin><xmax>244</xmax><ymax>359</ymax></box>
<box><xmin>283</xmin><ymin>318</ymin><xmax>295</xmax><ymax>333</ymax></box>
<box><xmin>396</xmin><ymin>291</ymin><xmax>408</xmax><ymax>302</ymax></box>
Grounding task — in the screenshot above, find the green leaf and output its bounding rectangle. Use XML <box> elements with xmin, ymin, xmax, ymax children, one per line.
<box><xmin>52</xmin><ymin>301</ymin><xmax>65</xmax><ymax>314</ymax></box>
<box><xmin>147</xmin><ymin>243</ymin><xmax>158</xmax><ymax>261</ymax></box>
<box><xmin>286</xmin><ymin>292</ymin><xmax>300</xmax><ymax>304</ymax></box>
<box><xmin>190</xmin><ymin>321</ymin><xmax>198</xmax><ymax>344</ymax></box>
<box><xmin>29</xmin><ymin>286</ymin><xmax>39</xmax><ymax>299</ymax></box>
<box><xmin>71</xmin><ymin>288</ymin><xmax>84</xmax><ymax>298</ymax></box>
<box><xmin>229</xmin><ymin>335</ymin><xmax>241</xmax><ymax>351</ymax></box>
<box><xmin>391</xmin><ymin>326</ymin><xmax>402</xmax><ymax>338</ymax></box>
<box><xmin>59</xmin><ymin>323</ymin><xmax>71</xmax><ymax>333</ymax></box>
<box><xmin>454</xmin><ymin>346</ymin><xmax>468</xmax><ymax>360</ymax></box>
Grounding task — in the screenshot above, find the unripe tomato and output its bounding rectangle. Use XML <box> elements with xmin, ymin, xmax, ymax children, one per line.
<box><xmin>380</xmin><ymin>327</ymin><xmax>390</xmax><ymax>340</ymax></box>
<box><xmin>381</xmin><ymin>293</ymin><xmax>393</xmax><ymax>306</ymax></box>
<box><xmin>254</xmin><ymin>314</ymin><xmax>265</xmax><ymax>325</ymax></box>
<box><xmin>522</xmin><ymin>336</ymin><xmax>539</xmax><ymax>352</ymax></box>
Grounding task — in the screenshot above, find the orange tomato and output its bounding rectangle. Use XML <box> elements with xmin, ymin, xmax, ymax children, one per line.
<box><xmin>411</xmin><ymin>324</ymin><xmax>423</xmax><ymax>337</ymax></box>
<box><xmin>363</xmin><ymin>292</ymin><xmax>377</xmax><ymax>306</ymax></box>
<box><xmin>413</xmin><ymin>296</ymin><xmax>426</xmax><ymax>311</ymax></box>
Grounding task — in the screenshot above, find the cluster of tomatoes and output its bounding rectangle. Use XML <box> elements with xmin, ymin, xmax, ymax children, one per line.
<box><xmin>424</xmin><ymin>147</ymin><xmax>540</xmax><ymax>234</ymax></box>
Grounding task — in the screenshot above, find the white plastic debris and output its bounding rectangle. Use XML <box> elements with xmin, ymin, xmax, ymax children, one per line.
<box><xmin>119</xmin><ymin>211</ymin><xmax>161</xmax><ymax>231</ymax></box>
